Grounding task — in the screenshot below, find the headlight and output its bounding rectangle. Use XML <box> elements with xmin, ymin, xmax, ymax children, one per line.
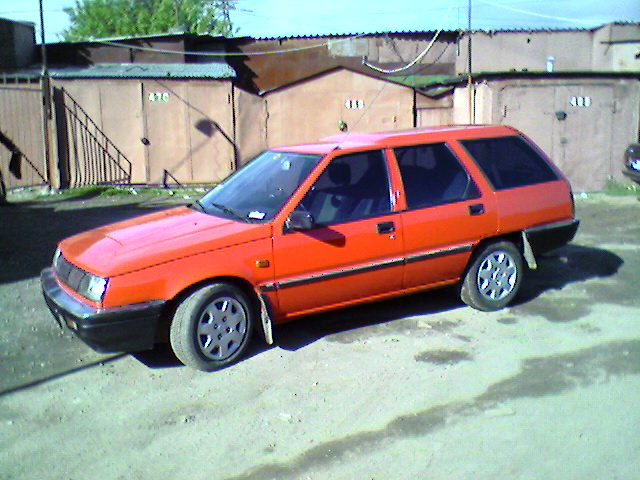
<box><xmin>77</xmin><ymin>273</ymin><xmax>108</xmax><ymax>302</ymax></box>
<box><xmin>52</xmin><ymin>249</ymin><xmax>108</xmax><ymax>302</ymax></box>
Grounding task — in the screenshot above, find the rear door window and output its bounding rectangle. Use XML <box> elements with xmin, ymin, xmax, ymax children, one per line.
<box><xmin>394</xmin><ymin>142</ymin><xmax>480</xmax><ymax>209</ymax></box>
<box><xmin>461</xmin><ymin>136</ymin><xmax>558</xmax><ymax>190</ymax></box>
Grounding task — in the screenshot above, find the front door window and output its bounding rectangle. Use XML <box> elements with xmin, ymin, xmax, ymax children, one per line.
<box><xmin>299</xmin><ymin>150</ymin><xmax>392</xmax><ymax>225</ymax></box>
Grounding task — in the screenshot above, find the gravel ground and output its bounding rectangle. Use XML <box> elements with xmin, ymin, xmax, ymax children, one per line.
<box><xmin>0</xmin><ymin>191</ymin><xmax>639</xmax><ymax>480</ymax></box>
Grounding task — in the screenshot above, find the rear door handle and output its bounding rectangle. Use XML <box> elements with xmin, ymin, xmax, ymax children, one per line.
<box><xmin>468</xmin><ymin>203</ymin><xmax>485</xmax><ymax>216</ymax></box>
<box><xmin>377</xmin><ymin>221</ymin><xmax>395</xmax><ymax>234</ymax></box>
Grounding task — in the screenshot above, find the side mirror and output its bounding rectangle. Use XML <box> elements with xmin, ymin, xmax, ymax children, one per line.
<box><xmin>285</xmin><ymin>210</ymin><xmax>314</xmax><ymax>232</ymax></box>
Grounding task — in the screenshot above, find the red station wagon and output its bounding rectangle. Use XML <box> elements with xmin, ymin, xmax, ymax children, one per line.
<box><xmin>41</xmin><ymin>125</ymin><xmax>579</xmax><ymax>371</ymax></box>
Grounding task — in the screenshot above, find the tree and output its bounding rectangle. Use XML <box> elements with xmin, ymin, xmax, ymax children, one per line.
<box><xmin>62</xmin><ymin>0</ymin><xmax>236</xmax><ymax>41</ymax></box>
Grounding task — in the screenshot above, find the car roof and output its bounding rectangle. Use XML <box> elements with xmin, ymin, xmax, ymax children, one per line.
<box><xmin>272</xmin><ymin>124</ymin><xmax>519</xmax><ymax>154</ymax></box>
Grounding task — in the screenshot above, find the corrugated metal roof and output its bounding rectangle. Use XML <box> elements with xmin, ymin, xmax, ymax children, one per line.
<box><xmin>249</xmin><ymin>30</ymin><xmax>450</xmax><ymax>40</ymax></box>
<box><xmin>386</xmin><ymin>75</ymin><xmax>452</xmax><ymax>87</ymax></box>
<box><xmin>45</xmin><ymin>62</ymin><xmax>236</xmax><ymax>79</ymax></box>
<box><xmin>246</xmin><ymin>22</ymin><xmax>639</xmax><ymax>40</ymax></box>
<box><xmin>419</xmin><ymin>71</ymin><xmax>640</xmax><ymax>89</ymax></box>
<box><xmin>46</xmin><ymin>32</ymin><xmax>226</xmax><ymax>46</ymax></box>
<box><xmin>468</xmin><ymin>26</ymin><xmax>597</xmax><ymax>34</ymax></box>
<box><xmin>247</xmin><ymin>27</ymin><xmax>593</xmax><ymax>40</ymax></box>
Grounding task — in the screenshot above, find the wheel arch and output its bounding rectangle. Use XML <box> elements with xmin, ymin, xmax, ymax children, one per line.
<box><xmin>462</xmin><ymin>232</ymin><xmax>526</xmax><ymax>282</ymax></box>
<box><xmin>459</xmin><ymin>234</ymin><xmax>525</xmax><ymax>311</ymax></box>
<box><xmin>156</xmin><ymin>275</ymin><xmax>262</xmax><ymax>344</ymax></box>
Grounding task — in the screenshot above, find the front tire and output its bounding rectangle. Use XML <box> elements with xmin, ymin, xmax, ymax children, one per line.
<box><xmin>460</xmin><ymin>241</ymin><xmax>523</xmax><ymax>311</ymax></box>
<box><xmin>170</xmin><ymin>283</ymin><xmax>255</xmax><ymax>371</ymax></box>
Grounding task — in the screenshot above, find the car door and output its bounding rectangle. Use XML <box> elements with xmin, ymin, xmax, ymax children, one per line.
<box><xmin>271</xmin><ymin>149</ymin><xmax>405</xmax><ymax>317</ymax></box>
<box><xmin>393</xmin><ymin>142</ymin><xmax>498</xmax><ymax>290</ymax></box>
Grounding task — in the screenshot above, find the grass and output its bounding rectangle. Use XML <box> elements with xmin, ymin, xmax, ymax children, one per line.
<box><xmin>16</xmin><ymin>185</ymin><xmax>211</xmax><ymax>202</ymax></box>
<box><xmin>48</xmin><ymin>185</ymin><xmax>141</xmax><ymax>200</ymax></box>
<box><xmin>603</xmin><ymin>179</ymin><xmax>640</xmax><ymax>196</ymax></box>
<box><xmin>19</xmin><ymin>179</ymin><xmax>638</xmax><ymax>202</ymax></box>
<box><xmin>40</xmin><ymin>185</ymin><xmax>118</xmax><ymax>200</ymax></box>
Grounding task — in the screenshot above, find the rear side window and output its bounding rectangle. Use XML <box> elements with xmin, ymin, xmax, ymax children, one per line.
<box><xmin>461</xmin><ymin>136</ymin><xmax>558</xmax><ymax>190</ymax></box>
<box><xmin>394</xmin><ymin>142</ymin><xmax>480</xmax><ymax>209</ymax></box>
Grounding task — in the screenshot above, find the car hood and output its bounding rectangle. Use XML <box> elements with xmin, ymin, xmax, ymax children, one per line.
<box><xmin>59</xmin><ymin>206</ymin><xmax>272</xmax><ymax>277</ymax></box>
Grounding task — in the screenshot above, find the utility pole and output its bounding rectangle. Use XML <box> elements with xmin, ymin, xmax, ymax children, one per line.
<box><xmin>211</xmin><ymin>0</ymin><xmax>233</xmax><ymax>35</ymax></box>
<box><xmin>218</xmin><ymin>0</ymin><xmax>232</xmax><ymax>24</ymax></box>
<box><xmin>467</xmin><ymin>0</ymin><xmax>473</xmax><ymax>124</ymax></box>
<box><xmin>39</xmin><ymin>0</ymin><xmax>54</xmax><ymax>187</ymax></box>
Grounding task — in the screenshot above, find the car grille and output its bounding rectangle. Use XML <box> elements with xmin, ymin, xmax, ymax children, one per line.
<box><xmin>54</xmin><ymin>253</ymin><xmax>88</xmax><ymax>293</ymax></box>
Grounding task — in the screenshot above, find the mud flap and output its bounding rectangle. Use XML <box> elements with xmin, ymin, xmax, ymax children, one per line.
<box><xmin>258</xmin><ymin>294</ymin><xmax>274</xmax><ymax>345</ymax></box>
<box><xmin>521</xmin><ymin>231</ymin><xmax>538</xmax><ymax>270</ymax></box>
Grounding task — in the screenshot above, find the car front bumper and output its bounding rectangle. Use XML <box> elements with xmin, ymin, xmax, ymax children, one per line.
<box><xmin>41</xmin><ymin>267</ymin><xmax>166</xmax><ymax>353</ymax></box>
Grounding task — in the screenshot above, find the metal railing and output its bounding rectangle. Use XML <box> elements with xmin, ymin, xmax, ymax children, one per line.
<box><xmin>59</xmin><ymin>88</ymin><xmax>132</xmax><ymax>187</ymax></box>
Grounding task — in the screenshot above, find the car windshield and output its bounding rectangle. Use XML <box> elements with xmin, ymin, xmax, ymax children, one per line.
<box><xmin>197</xmin><ymin>150</ymin><xmax>323</xmax><ymax>222</ymax></box>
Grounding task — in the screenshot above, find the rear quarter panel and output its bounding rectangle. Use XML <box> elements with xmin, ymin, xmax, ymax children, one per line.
<box><xmin>494</xmin><ymin>180</ymin><xmax>574</xmax><ymax>233</ymax></box>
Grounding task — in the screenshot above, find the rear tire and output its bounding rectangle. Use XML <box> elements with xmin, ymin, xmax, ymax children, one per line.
<box><xmin>170</xmin><ymin>283</ymin><xmax>254</xmax><ymax>371</ymax></box>
<box><xmin>461</xmin><ymin>241</ymin><xmax>523</xmax><ymax>311</ymax></box>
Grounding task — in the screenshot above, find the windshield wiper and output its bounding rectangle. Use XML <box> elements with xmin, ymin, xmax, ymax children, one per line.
<box><xmin>209</xmin><ymin>202</ymin><xmax>246</xmax><ymax>222</ymax></box>
<box><xmin>191</xmin><ymin>199</ymin><xmax>206</xmax><ymax>212</ymax></box>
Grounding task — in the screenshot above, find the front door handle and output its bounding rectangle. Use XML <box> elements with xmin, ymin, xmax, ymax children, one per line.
<box><xmin>468</xmin><ymin>203</ymin><xmax>485</xmax><ymax>216</ymax></box>
<box><xmin>377</xmin><ymin>221</ymin><xmax>395</xmax><ymax>234</ymax></box>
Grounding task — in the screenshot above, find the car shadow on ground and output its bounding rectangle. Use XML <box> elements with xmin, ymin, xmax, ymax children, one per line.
<box><xmin>0</xmin><ymin>354</ymin><xmax>127</xmax><ymax>397</ymax></box>
<box><xmin>515</xmin><ymin>243</ymin><xmax>623</xmax><ymax>304</ymax></box>
<box><xmin>2</xmin><ymin>198</ymin><xmax>625</xmax><ymax>382</ymax></box>
<box><xmin>273</xmin><ymin>243</ymin><xmax>623</xmax><ymax>352</ymax></box>
<box><xmin>0</xmin><ymin>197</ymin><xmax>187</xmax><ymax>284</ymax></box>
<box><xmin>274</xmin><ymin>287</ymin><xmax>463</xmax><ymax>351</ymax></box>
<box><xmin>133</xmin><ymin>243</ymin><xmax>623</xmax><ymax>370</ymax></box>
<box><xmin>131</xmin><ymin>289</ymin><xmax>464</xmax><ymax>370</ymax></box>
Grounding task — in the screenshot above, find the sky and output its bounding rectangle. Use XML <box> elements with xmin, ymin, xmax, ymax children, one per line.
<box><xmin>0</xmin><ymin>0</ymin><xmax>638</xmax><ymax>43</ymax></box>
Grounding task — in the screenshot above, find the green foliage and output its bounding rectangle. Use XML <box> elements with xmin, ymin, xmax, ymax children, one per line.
<box><xmin>62</xmin><ymin>0</ymin><xmax>235</xmax><ymax>41</ymax></box>
<box><xmin>37</xmin><ymin>185</ymin><xmax>209</xmax><ymax>200</ymax></box>
<box><xmin>603</xmin><ymin>179</ymin><xmax>640</xmax><ymax>196</ymax></box>
<box><xmin>387</xmin><ymin>75</ymin><xmax>453</xmax><ymax>87</ymax></box>
<box><xmin>39</xmin><ymin>185</ymin><xmax>125</xmax><ymax>199</ymax></box>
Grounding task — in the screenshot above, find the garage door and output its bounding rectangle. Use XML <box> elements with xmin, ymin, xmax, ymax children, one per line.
<box><xmin>142</xmin><ymin>80</ymin><xmax>234</xmax><ymax>185</ymax></box>
<box><xmin>499</xmin><ymin>84</ymin><xmax>615</xmax><ymax>192</ymax></box>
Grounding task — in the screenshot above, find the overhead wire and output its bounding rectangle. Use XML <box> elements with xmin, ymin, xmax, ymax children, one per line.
<box><xmin>334</xmin><ymin>1</ymin><xmax>459</xmax><ymax>138</ymax></box>
<box><xmin>235</xmin><ymin>4</ymin><xmax>452</xmax><ymax>22</ymax></box>
<box><xmin>88</xmin><ymin>1</ymin><xmax>460</xmax><ymax>58</ymax></box>
<box><xmin>25</xmin><ymin>1</ymin><xmax>608</xmax><ymax>58</ymax></box>
<box><xmin>475</xmin><ymin>0</ymin><xmax>598</xmax><ymax>26</ymax></box>
<box><xmin>362</xmin><ymin>0</ymin><xmax>456</xmax><ymax>74</ymax></box>
<box><xmin>93</xmin><ymin>33</ymin><xmax>372</xmax><ymax>56</ymax></box>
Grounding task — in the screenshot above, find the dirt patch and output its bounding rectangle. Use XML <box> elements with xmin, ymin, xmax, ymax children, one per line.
<box><xmin>414</xmin><ymin>349</ymin><xmax>473</xmax><ymax>365</ymax></box>
<box><xmin>1</xmin><ymin>193</ymin><xmax>639</xmax><ymax>480</ymax></box>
